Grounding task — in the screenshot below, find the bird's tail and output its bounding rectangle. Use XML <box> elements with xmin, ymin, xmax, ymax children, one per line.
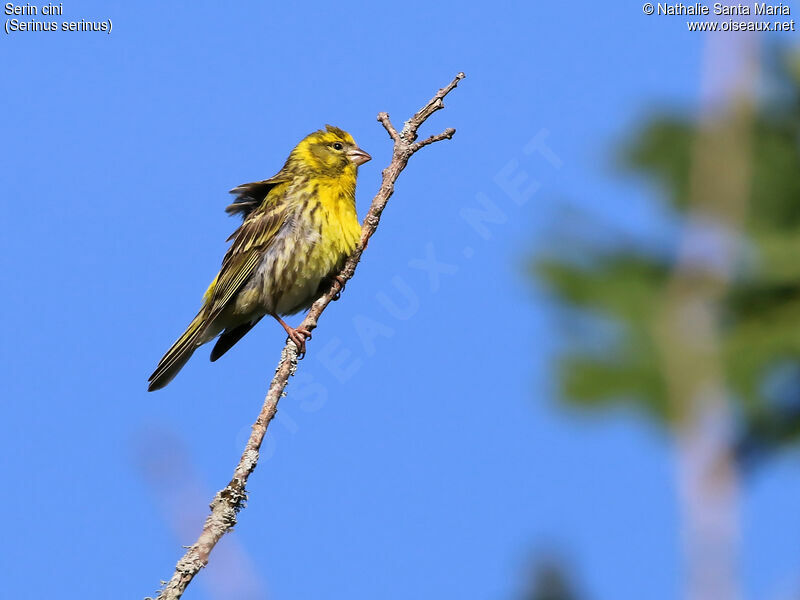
<box><xmin>148</xmin><ymin>312</ymin><xmax>208</xmax><ymax>391</ymax></box>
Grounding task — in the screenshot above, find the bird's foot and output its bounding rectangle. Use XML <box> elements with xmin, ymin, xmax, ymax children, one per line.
<box><xmin>332</xmin><ymin>276</ymin><xmax>347</xmax><ymax>301</ymax></box>
<box><xmin>288</xmin><ymin>327</ymin><xmax>312</xmax><ymax>358</ymax></box>
<box><xmin>273</xmin><ymin>314</ymin><xmax>313</xmax><ymax>358</ymax></box>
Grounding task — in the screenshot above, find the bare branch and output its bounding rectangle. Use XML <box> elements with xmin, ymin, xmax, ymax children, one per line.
<box><xmin>402</xmin><ymin>72</ymin><xmax>465</xmax><ymax>141</ymax></box>
<box><xmin>152</xmin><ymin>72</ymin><xmax>464</xmax><ymax>600</ymax></box>
<box><xmin>377</xmin><ymin>112</ymin><xmax>400</xmax><ymax>141</ymax></box>
<box><xmin>412</xmin><ymin>127</ymin><xmax>457</xmax><ymax>152</ymax></box>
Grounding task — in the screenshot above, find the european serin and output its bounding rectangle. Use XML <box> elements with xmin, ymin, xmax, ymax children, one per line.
<box><xmin>148</xmin><ymin>125</ymin><xmax>371</xmax><ymax>391</ymax></box>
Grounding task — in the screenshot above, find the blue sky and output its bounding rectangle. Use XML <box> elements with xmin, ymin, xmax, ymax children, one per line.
<box><xmin>2</xmin><ymin>2</ymin><xmax>799</xmax><ymax>599</ymax></box>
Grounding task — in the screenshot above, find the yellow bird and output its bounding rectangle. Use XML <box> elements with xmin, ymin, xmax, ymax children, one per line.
<box><xmin>148</xmin><ymin>125</ymin><xmax>371</xmax><ymax>391</ymax></box>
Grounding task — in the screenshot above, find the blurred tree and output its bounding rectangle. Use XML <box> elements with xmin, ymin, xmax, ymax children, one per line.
<box><xmin>521</xmin><ymin>556</ymin><xmax>581</xmax><ymax>600</ymax></box>
<box><xmin>536</xmin><ymin>48</ymin><xmax>800</xmax><ymax>451</ymax></box>
<box><xmin>532</xmin><ymin>45</ymin><xmax>800</xmax><ymax>600</ymax></box>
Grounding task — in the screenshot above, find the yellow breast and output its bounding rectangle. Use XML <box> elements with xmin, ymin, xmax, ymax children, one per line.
<box><xmin>264</xmin><ymin>177</ymin><xmax>360</xmax><ymax>315</ymax></box>
<box><xmin>311</xmin><ymin>176</ymin><xmax>362</xmax><ymax>257</ymax></box>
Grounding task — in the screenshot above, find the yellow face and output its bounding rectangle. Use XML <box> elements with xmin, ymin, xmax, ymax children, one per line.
<box><xmin>293</xmin><ymin>125</ymin><xmax>371</xmax><ymax>177</ymax></box>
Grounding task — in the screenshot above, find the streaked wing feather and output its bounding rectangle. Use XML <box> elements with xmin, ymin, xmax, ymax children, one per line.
<box><xmin>206</xmin><ymin>201</ymin><xmax>287</xmax><ymax>318</ymax></box>
<box><xmin>209</xmin><ymin>252</ymin><xmax>261</xmax><ymax>311</ymax></box>
<box><xmin>226</xmin><ymin>172</ymin><xmax>290</xmax><ymax>218</ymax></box>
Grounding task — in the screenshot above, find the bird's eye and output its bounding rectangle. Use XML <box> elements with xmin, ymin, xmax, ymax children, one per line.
<box><xmin>332</xmin><ymin>142</ymin><xmax>343</xmax><ymax>151</ymax></box>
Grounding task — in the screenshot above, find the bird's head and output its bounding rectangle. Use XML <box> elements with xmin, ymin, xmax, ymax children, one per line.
<box><xmin>290</xmin><ymin>125</ymin><xmax>371</xmax><ymax>178</ymax></box>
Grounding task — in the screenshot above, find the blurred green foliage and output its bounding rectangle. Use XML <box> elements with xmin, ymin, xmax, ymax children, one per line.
<box><xmin>533</xmin><ymin>49</ymin><xmax>800</xmax><ymax>460</ymax></box>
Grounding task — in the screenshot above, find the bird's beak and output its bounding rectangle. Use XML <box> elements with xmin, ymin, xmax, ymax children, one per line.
<box><xmin>347</xmin><ymin>147</ymin><xmax>372</xmax><ymax>166</ymax></box>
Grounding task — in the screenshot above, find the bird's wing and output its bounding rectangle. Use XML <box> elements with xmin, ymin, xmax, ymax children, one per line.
<box><xmin>205</xmin><ymin>182</ymin><xmax>290</xmax><ymax>317</ymax></box>
<box><xmin>225</xmin><ymin>171</ymin><xmax>291</xmax><ymax>218</ymax></box>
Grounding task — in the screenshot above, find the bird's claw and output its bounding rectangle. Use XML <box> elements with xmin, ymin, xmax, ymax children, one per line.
<box><xmin>289</xmin><ymin>327</ymin><xmax>312</xmax><ymax>358</ymax></box>
<box><xmin>332</xmin><ymin>276</ymin><xmax>347</xmax><ymax>301</ymax></box>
